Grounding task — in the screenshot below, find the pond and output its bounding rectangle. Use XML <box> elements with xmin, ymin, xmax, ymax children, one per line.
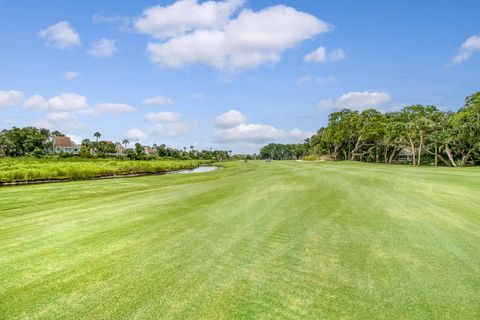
<box><xmin>173</xmin><ymin>166</ymin><xmax>220</xmax><ymax>174</ymax></box>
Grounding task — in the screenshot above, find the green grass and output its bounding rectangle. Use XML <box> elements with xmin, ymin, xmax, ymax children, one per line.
<box><xmin>1</xmin><ymin>161</ymin><xmax>479</xmax><ymax>319</ymax></box>
<box><xmin>0</xmin><ymin>158</ymin><xmax>202</xmax><ymax>183</ymax></box>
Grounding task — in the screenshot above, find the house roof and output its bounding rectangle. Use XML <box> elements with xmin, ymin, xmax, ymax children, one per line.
<box><xmin>398</xmin><ymin>147</ymin><xmax>413</xmax><ymax>156</ymax></box>
<box><xmin>54</xmin><ymin>136</ymin><xmax>77</xmax><ymax>148</ymax></box>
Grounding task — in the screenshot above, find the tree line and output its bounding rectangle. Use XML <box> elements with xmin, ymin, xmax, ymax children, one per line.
<box><xmin>0</xmin><ymin>129</ymin><xmax>232</xmax><ymax>162</ymax></box>
<box><xmin>260</xmin><ymin>92</ymin><xmax>480</xmax><ymax>166</ymax></box>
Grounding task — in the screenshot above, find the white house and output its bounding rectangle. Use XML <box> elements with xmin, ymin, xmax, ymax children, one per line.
<box><xmin>398</xmin><ymin>147</ymin><xmax>413</xmax><ymax>162</ymax></box>
<box><xmin>52</xmin><ymin>136</ymin><xmax>79</xmax><ymax>154</ymax></box>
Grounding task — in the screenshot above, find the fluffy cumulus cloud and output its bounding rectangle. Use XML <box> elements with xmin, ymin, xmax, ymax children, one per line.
<box><xmin>0</xmin><ymin>90</ymin><xmax>24</xmax><ymax>108</ymax></box>
<box><xmin>214</xmin><ymin>109</ymin><xmax>312</xmax><ymax>144</ymax></box>
<box><xmin>289</xmin><ymin>128</ymin><xmax>314</xmax><ymax>140</ymax></box>
<box><xmin>145</xmin><ymin>111</ymin><xmax>195</xmax><ymax>137</ymax></box>
<box><xmin>453</xmin><ymin>35</ymin><xmax>480</xmax><ymax>64</ymax></box>
<box><xmin>24</xmin><ymin>93</ymin><xmax>136</xmax><ymax>116</ymax></box>
<box><xmin>137</xmin><ymin>1</ymin><xmax>331</xmax><ymax>71</ymax></box>
<box><xmin>145</xmin><ymin>111</ymin><xmax>181</xmax><ymax>122</ymax></box>
<box><xmin>151</xmin><ymin>122</ymin><xmax>196</xmax><ymax>137</ymax></box>
<box><xmin>39</xmin><ymin>21</ymin><xmax>80</xmax><ymax>49</ymax></box>
<box><xmin>88</xmin><ymin>39</ymin><xmax>117</xmax><ymax>57</ymax></box>
<box><xmin>135</xmin><ymin>0</ymin><xmax>244</xmax><ymax>39</ymax></box>
<box><xmin>125</xmin><ymin>128</ymin><xmax>147</xmax><ymax>141</ymax></box>
<box><xmin>33</xmin><ymin>112</ymin><xmax>83</xmax><ymax>131</ymax></box>
<box><xmin>304</xmin><ymin>47</ymin><xmax>345</xmax><ymax>63</ymax></box>
<box><xmin>214</xmin><ymin>109</ymin><xmax>246</xmax><ymax>128</ymax></box>
<box><xmin>142</xmin><ymin>95</ymin><xmax>173</xmax><ymax>105</ymax></box>
<box><xmin>24</xmin><ymin>95</ymin><xmax>48</xmax><ymax>110</ymax></box>
<box><xmin>63</xmin><ymin>71</ymin><xmax>78</xmax><ymax>80</ymax></box>
<box><xmin>96</xmin><ymin>103</ymin><xmax>135</xmax><ymax>114</ymax></box>
<box><xmin>318</xmin><ymin>91</ymin><xmax>391</xmax><ymax>111</ymax></box>
<box><xmin>24</xmin><ymin>93</ymin><xmax>89</xmax><ymax>111</ymax></box>
<box><xmin>216</xmin><ymin>123</ymin><xmax>288</xmax><ymax>144</ymax></box>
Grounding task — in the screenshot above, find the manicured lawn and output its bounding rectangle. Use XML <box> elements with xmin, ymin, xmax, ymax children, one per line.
<box><xmin>1</xmin><ymin>161</ymin><xmax>479</xmax><ymax>319</ymax></box>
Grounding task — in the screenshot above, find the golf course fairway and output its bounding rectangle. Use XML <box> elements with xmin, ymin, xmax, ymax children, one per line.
<box><xmin>1</xmin><ymin>161</ymin><xmax>479</xmax><ymax>319</ymax></box>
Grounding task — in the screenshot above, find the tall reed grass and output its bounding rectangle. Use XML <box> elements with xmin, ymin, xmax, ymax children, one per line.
<box><xmin>0</xmin><ymin>158</ymin><xmax>202</xmax><ymax>183</ymax></box>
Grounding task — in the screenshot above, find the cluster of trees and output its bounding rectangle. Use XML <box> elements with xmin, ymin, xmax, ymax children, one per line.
<box><xmin>259</xmin><ymin>143</ymin><xmax>307</xmax><ymax>160</ymax></box>
<box><xmin>155</xmin><ymin>144</ymin><xmax>231</xmax><ymax>161</ymax></box>
<box><xmin>0</xmin><ymin>127</ymin><xmax>52</xmax><ymax>157</ymax></box>
<box><xmin>0</xmin><ymin>129</ymin><xmax>233</xmax><ymax>162</ymax></box>
<box><xmin>261</xmin><ymin>92</ymin><xmax>480</xmax><ymax>166</ymax></box>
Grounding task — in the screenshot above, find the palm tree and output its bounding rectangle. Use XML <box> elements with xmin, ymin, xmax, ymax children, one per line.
<box><xmin>122</xmin><ymin>139</ymin><xmax>129</xmax><ymax>148</ymax></box>
<box><xmin>94</xmin><ymin>132</ymin><xmax>101</xmax><ymax>143</ymax></box>
<box><xmin>81</xmin><ymin>139</ymin><xmax>92</xmax><ymax>147</ymax></box>
<box><xmin>228</xmin><ymin>150</ymin><xmax>232</xmax><ymax>157</ymax></box>
<box><xmin>51</xmin><ymin>130</ymin><xmax>63</xmax><ymax>138</ymax></box>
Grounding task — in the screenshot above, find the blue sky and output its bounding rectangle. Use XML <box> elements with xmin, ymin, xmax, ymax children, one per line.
<box><xmin>0</xmin><ymin>0</ymin><xmax>479</xmax><ymax>153</ymax></box>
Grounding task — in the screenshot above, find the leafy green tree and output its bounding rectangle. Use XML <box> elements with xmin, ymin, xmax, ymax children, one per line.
<box><xmin>450</xmin><ymin>92</ymin><xmax>480</xmax><ymax>166</ymax></box>
<box><xmin>0</xmin><ymin>127</ymin><xmax>50</xmax><ymax>157</ymax></box>
<box><xmin>135</xmin><ymin>143</ymin><xmax>145</xmax><ymax>157</ymax></box>
<box><xmin>322</xmin><ymin>109</ymin><xmax>358</xmax><ymax>160</ymax></box>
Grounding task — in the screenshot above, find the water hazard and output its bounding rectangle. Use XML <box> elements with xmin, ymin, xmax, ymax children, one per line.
<box><xmin>173</xmin><ymin>166</ymin><xmax>220</xmax><ymax>174</ymax></box>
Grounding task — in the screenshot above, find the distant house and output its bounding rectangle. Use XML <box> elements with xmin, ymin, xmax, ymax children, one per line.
<box><xmin>53</xmin><ymin>136</ymin><xmax>79</xmax><ymax>154</ymax></box>
<box><xmin>115</xmin><ymin>143</ymin><xmax>126</xmax><ymax>155</ymax></box>
<box><xmin>144</xmin><ymin>146</ymin><xmax>156</xmax><ymax>155</ymax></box>
<box><xmin>398</xmin><ymin>147</ymin><xmax>413</xmax><ymax>162</ymax></box>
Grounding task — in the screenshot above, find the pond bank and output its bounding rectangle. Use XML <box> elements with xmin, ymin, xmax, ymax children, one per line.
<box><xmin>0</xmin><ymin>166</ymin><xmax>220</xmax><ymax>187</ymax></box>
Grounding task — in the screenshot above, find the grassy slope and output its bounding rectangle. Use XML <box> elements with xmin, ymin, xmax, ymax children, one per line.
<box><xmin>0</xmin><ymin>161</ymin><xmax>479</xmax><ymax>319</ymax></box>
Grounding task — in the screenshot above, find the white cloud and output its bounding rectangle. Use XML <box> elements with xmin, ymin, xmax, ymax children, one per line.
<box><xmin>0</xmin><ymin>90</ymin><xmax>24</xmax><ymax>108</ymax></box>
<box><xmin>453</xmin><ymin>35</ymin><xmax>480</xmax><ymax>64</ymax></box>
<box><xmin>92</xmin><ymin>14</ymin><xmax>131</xmax><ymax>31</ymax></box>
<box><xmin>144</xmin><ymin>111</ymin><xmax>196</xmax><ymax>136</ymax></box>
<box><xmin>24</xmin><ymin>93</ymin><xmax>89</xmax><ymax>112</ymax></box>
<box><xmin>63</xmin><ymin>71</ymin><xmax>78</xmax><ymax>80</ymax></box>
<box><xmin>88</xmin><ymin>39</ymin><xmax>117</xmax><ymax>57</ymax></box>
<box><xmin>142</xmin><ymin>95</ymin><xmax>173</xmax><ymax>105</ymax></box>
<box><xmin>305</xmin><ymin>47</ymin><xmax>345</xmax><ymax>63</ymax></box>
<box><xmin>215</xmin><ymin>123</ymin><xmax>288</xmax><ymax>144</ymax></box>
<box><xmin>318</xmin><ymin>91</ymin><xmax>391</xmax><ymax>111</ymax></box>
<box><xmin>24</xmin><ymin>93</ymin><xmax>136</xmax><ymax>116</ymax></box>
<box><xmin>24</xmin><ymin>94</ymin><xmax>48</xmax><ymax>110</ymax></box>
<box><xmin>145</xmin><ymin>111</ymin><xmax>182</xmax><ymax>122</ymax></box>
<box><xmin>33</xmin><ymin>112</ymin><xmax>83</xmax><ymax>130</ymax></box>
<box><xmin>96</xmin><ymin>103</ymin><xmax>135</xmax><ymax>114</ymax></box>
<box><xmin>144</xmin><ymin>3</ymin><xmax>331</xmax><ymax>71</ymax></box>
<box><xmin>125</xmin><ymin>128</ymin><xmax>147</xmax><ymax>142</ymax></box>
<box><xmin>39</xmin><ymin>21</ymin><xmax>80</xmax><ymax>49</ymax></box>
<box><xmin>214</xmin><ymin>110</ymin><xmax>311</xmax><ymax>144</ymax></box>
<box><xmin>151</xmin><ymin>121</ymin><xmax>195</xmax><ymax>137</ymax></box>
<box><xmin>215</xmin><ymin>109</ymin><xmax>246</xmax><ymax>128</ymax></box>
<box><xmin>289</xmin><ymin>128</ymin><xmax>314</xmax><ymax>140</ymax></box>
<box><xmin>135</xmin><ymin>0</ymin><xmax>244</xmax><ymax>39</ymax></box>
<box><xmin>75</xmin><ymin>108</ymin><xmax>100</xmax><ymax>117</ymax></box>
<box><xmin>48</xmin><ymin>93</ymin><xmax>89</xmax><ymax>111</ymax></box>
